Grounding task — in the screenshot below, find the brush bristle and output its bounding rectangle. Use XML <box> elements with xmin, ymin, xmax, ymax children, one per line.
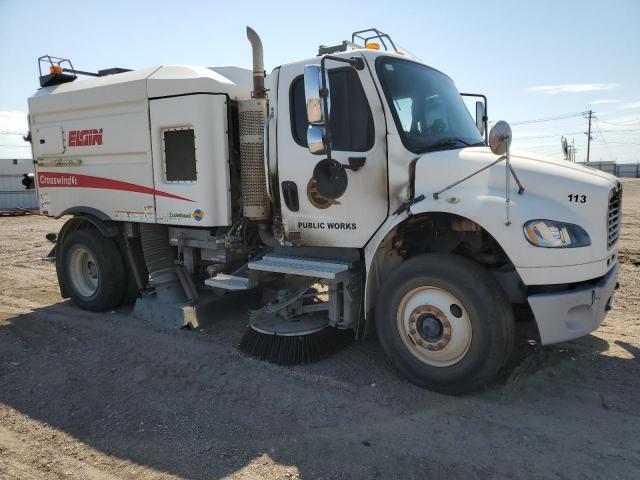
<box><xmin>238</xmin><ymin>326</ymin><xmax>352</xmax><ymax>366</ymax></box>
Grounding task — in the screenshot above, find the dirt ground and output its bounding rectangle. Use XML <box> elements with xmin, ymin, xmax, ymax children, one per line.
<box><xmin>1</xmin><ymin>179</ymin><xmax>639</xmax><ymax>480</ymax></box>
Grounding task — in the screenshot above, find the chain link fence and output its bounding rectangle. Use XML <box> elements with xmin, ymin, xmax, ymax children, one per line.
<box><xmin>577</xmin><ymin>161</ymin><xmax>640</xmax><ymax>178</ymax></box>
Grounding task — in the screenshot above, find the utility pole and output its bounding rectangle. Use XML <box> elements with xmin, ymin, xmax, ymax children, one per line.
<box><xmin>585</xmin><ymin>110</ymin><xmax>593</xmax><ymax>163</ymax></box>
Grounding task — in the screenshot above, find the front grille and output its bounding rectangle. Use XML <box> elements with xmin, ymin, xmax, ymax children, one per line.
<box><xmin>607</xmin><ymin>183</ymin><xmax>622</xmax><ymax>249</ymax></box>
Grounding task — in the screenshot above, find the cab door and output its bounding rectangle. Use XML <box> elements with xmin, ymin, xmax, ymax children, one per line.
<box><xmin>276</xmin><ymin>57</ymin><xmax>388</xmax><ymax>248</ymax></box>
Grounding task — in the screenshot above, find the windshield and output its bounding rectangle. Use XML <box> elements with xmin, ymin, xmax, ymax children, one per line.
<box><xmin>376</xmin><ymin>57</ymin><xmax>485</xmax><ymax>153</ymax></box>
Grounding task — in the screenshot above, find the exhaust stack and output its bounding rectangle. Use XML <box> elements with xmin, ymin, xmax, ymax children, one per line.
<box><xmin>239</xmin><ymin>26</ymin><xmax>270</xmax><ymax>220</ymax></box>
<box><xmin>246</xmin><ymin>26</ymin><xmax>266</xmax><ymax>99</ymax></box>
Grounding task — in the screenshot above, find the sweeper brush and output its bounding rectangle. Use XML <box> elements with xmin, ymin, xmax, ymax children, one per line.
<box><xmin>238</xmin><ymin>283</ymin><xmax>352</xmax><ymax>365</ymax></box>
<box><xmin>239</xmin><ymin>322</ymin><xmax>352</xmax><ymax>366</ymax></box>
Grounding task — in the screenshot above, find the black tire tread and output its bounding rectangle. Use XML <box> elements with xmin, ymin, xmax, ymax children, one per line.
<box><xmin>60</xmin><ymin>229</ymin><xmax>126</xmax><ymax>311</ymax></box>
<box><xmin>375</xmin><ymin>253</ymin><xmax>514</xmax><ymax>395</ymax></box>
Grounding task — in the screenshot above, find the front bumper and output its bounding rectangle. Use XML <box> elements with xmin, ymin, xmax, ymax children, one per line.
<box><xmin>527</xmin><ymin>263</ymin><xmax>619</xmax><ymax>345</ymax></box>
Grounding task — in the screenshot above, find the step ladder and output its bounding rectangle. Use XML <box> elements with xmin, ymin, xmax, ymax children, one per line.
<box><xmin>204</xmin><ymin>254</ymin><xmax>351</xmax><ymax>291</ymax></box>
<box><xmin>205</xmin><ymin>254</ymin><xmax>359</xmax><ymax>331</ymax></box>
<box><xmin>248</xmin><ymin>255</ymin><xmax>350</xmax><ymax>280</ymax></box>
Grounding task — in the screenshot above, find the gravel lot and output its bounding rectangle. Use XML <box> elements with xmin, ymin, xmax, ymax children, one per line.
<box><xmin>1</xmin><ymin>179</ymin><xmax>639</xmax><ymax>479</ymax></box>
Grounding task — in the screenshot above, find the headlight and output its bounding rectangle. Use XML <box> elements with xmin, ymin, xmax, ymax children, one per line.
<box><xmin>523</xmin><ymin>219</ymin><xmax>591</xmax><ymax>248</ymax></box>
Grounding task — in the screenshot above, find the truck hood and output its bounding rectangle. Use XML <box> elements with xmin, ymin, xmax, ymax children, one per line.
<box><xmin>412</xmin><ymin>146</ymin><xmax>620</xmax><ymax>272</ymax></box>
<box><xmin>508</xmin><ymin>148</ymin><xmax>617</xmax><ymax>183</ymax></box>
<box><xmin>416</xmin><ymin>146</ymin><xmax>617</xmax><ymax>193</ymax></box>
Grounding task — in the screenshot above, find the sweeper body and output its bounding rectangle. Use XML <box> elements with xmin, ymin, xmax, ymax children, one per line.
<box><xmin>28</xmin><ymin>29</ymin><xmax>621</xmax><ymax>394</ymax></box>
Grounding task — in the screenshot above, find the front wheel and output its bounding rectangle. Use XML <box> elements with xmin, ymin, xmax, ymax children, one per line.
<box><xmin>375</xmin><ymin>253</ymin><xmax>514</xmax><ymax>395</ymax></box>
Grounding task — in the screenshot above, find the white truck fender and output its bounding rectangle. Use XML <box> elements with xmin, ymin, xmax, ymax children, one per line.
<box><xmin>362</xmin><ymin>199</ymin><xmax>510</xmax><ymax>319</ymax></box>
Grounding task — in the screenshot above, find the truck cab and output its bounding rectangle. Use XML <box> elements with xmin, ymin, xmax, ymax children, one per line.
<box><xmin>271</xmin><ymin>45</ymin><xmax>619</xmax><ymax>323</ymax></box>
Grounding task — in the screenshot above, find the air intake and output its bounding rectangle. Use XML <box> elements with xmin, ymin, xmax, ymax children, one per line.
<box><xmin>239</xmin><ymin>98</ymin><xmax>270</xmax><ymax>220</ymax></box>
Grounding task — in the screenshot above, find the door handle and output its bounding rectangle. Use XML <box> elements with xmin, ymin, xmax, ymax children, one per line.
<box><xmin>344</xmin><ymin>157</ymin><xmax>366</xmax><ymax>171</ymax></box>
<box><xmin>281</xmin><ymin>181</ymin><xmax>299</xmax><ymax>212</ymax></box>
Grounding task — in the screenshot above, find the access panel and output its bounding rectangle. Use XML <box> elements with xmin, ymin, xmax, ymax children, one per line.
<box><xmin>150</xmin><ymin>94</ymin><xmax>232</xmax><ymax>227</ymax></box>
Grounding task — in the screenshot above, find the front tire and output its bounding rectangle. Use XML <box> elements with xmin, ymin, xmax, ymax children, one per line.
<box><xmin>60</xmin><ymin>229</ymin><xmax>126</xmax><ymax>311</ymax></box>
<box><xmin>375</xmin><ymin>253</ymin><xmax>514</xmax><ymax>395</ymax></box>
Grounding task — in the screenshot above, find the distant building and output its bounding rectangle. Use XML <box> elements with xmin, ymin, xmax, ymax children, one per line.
<box><xmin>0</xmin><ymin>158</ymin><xmax>38</xmax><ymax>210</ymax></box>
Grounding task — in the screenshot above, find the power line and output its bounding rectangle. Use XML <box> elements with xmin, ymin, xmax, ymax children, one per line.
<box><xmin>512</xmin><ymin>122</ymin><xmax>587</xmax><ymax>132</ymax></box>
<box><xmin>518</xmin><ymin>131</ymin><xmax>585</xmax><ymax>140</ymax></box>
<box><xmin>593</xmin><ymin>118</ymin><xmax>614</xmax><ymax>162</ymax></box>
<box><xmin>595</xmin><ymin>128</ymin><xmax>640</xmax><ymax>133</ymax></box>
<box><xmin>0</xmin><ymin>144</ymin><xmax>30</xmax><ymax>147</ymax></box>
<box><xmin>511</xmin><ymin>132</ymin><xmax>632</xmax><ymax>146</ymax></box>
<box><xmin>593</xmin><ymin>119</ymin><xmax>607</xmax><ymax>144</ymax></box>
<box><xmin>601</xmin><ymin>140</ymin><xmax>640</xmax><ymax>147</ymax></box>
<box><xmin>598</xmin><ymin>118</ymin><xmax>640</xmax><ymax>127</ymax></box>
<box><xmin>511</xmin><ymin>111</ymin><xmax>587</xmax><ymax>125</ymax></box>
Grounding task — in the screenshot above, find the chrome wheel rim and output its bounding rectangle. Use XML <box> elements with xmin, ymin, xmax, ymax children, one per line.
<box><xmin>396</xmin><ymin>286</ymin><xmax>472</xmax><ymax>367</ymax></box>
<box><xmin>68</xmin><ymin>246</ymin><xmax>99</xmax><ymax>298</ymax></box>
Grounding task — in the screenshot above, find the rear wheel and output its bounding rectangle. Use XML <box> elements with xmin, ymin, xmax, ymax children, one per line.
<box><xmin>60</xmin><ymin>229</ymin><xmax>126</xmax><ymax>311</ymax></box>
<box><xmin>375</xmin><ymin>253</ymin><xmax>514</xmax><ymax>395</ymax></box>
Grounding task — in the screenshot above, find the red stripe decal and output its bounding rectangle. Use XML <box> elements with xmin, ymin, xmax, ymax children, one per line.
<box><xmin>37</xmin><ymin>172</ymin><xmax>194</xmax><ymax>202</ymax></box>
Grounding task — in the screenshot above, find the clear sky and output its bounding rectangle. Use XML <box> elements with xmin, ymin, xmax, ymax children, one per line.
<box><xmin>1</xmin><ymin>0</ymin><xmax>638</xmax><ymax>162</ymax></box>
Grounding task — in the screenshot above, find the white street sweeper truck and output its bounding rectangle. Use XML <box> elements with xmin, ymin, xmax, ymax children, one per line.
<box><xmin>27</xmin><ymin>28</ymin><xmax>622</xmax><ymax>394</ymax></box>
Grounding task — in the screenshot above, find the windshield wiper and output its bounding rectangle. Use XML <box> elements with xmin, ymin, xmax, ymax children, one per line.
<box><xmin>435</xmin><ymin>137</ymin><xmax>484</xmax><ymax>147</ymax></box>
<box><xmin>420</xmin><ymin>138</ymin><xmax>473</xmax><ymax>152</ymax></box>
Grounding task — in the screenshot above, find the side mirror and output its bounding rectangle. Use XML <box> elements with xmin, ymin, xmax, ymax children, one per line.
<box><xmin>307</xmin><ymin>126</ymin><xmax>328</xmax><ymax>155</ymax></box>
<box><xmin>489</xmin><ymin>120</ymin><xmax>512</xmax><ymax>156</ymax></box>
<box><xmin>561</xmin><ymin>136</ymin><xmax>569</xmax><ymax>160</ymax></box>
<box><xmin>304</xmin><ymin>56</ymin><xmax>361</xmax><ymax>200</ymax></box>
<box><xmin>475</xmin><ymin>101</ymin><xmax>486</xmax><ymax>136</ymax></box>
<box><xmin>304</xmin><ymin>65</ymin><xmax>330</xmax><ymax>125</ymax></box>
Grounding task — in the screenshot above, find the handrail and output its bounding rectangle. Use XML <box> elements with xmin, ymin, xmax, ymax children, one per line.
<box><xmin>263</xmin><ymin>107</ymin><xmax>275</xmax><ymax>202</ymax></box>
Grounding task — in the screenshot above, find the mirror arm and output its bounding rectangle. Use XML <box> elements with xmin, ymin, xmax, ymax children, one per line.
<box><xmin>433</xmin><ymin>155</ymin><xmax>505</xmax><ymax>200</ymax></box>
<box><xmin>320</xmin><ymin>55</ymin><xmax>365</xmax><ymax>71</ymax></box>
<box><xmin>319</xmin><ymin>57</ymin><xmax>333</xmax><ymax>164</ymax></box>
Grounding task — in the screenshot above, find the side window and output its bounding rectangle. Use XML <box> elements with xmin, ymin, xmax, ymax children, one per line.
<box><xmin>163</xmin><ymin>127</ymin><xmax>197</xmax><ymax>182</ymax></box>
<box><xmin>291</xmin><ymin>79</ymin><xmax>308</xmax><ymax>146</ymax></box>
<box><xmin>290</xmin><ymin>68</ymin><xmax>374</xmax><ymax>152</ymax></box>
